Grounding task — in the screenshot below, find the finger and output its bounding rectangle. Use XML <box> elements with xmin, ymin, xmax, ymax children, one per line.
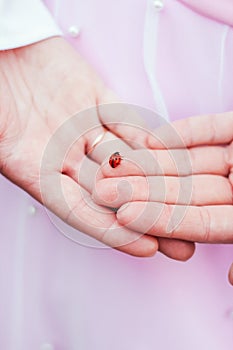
<box><xmin>158</xmin><ymin>238</ymin><xmax>195</xmax><ymax>261</ymax></box>
<box><xmin>116</xmin><ymin>202</ymin><xmax>233</xmax><ymax>243</ymax></box>
<box><xmin>228</xmin><ymin>263</ymin><xmax>233</xmax><ymax>286</ymax></box>
<box><xmin>93</xmin><ymin>175</ymin><xmax>233</xmax><ymax>207</ymax></box>
<box><xmin>100</xmin><ymin>146</ymin><xmax>229</xmax><ymax>177</ymax></box>
<box><xmin>147</xmin><ymin>112</ymin><xmax>233</xmax><ymax>149</ymax></box>
<box><xmin>98</xmin><ymin>91</ymin><xmax>160</xmax><ymax>148</ymax></box>
<box><xmin>63</xmin><ymin>156</ymin><xmax>100</xmax><ymax>194</ymax></box>
<box><xmin>40</xmin><ymin>172</ymin><xmax>158</xmax><ymax>257</ymax></box>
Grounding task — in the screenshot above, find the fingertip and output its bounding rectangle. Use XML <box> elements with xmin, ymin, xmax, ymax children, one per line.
<box><xmin>177</xmin><ymin>242</ymin><xmax>196</xmax><ymax>262</ymax></box>
<box><xmin>116</xmin><ymin>203</ymin><xmax>131</xmax><ymax>225</ymax></box>
<box><xmin>182</xmin><ymin>243</ymin><xmax>195</xmax><ymax>261</ymax></box>
<box><xmin>228</xmin><ymin>263</ymin><xmax>233</xmax><ymax>286</ymax></box>
<box><xmin>158</xmin><ymin>238</ymin><xmax>196</xmax><ymax>261</ymax></box>
<box><xmin>143</xmin><ymin>236</ymin><xmax>159</xmax><ymax>257</ymax></box>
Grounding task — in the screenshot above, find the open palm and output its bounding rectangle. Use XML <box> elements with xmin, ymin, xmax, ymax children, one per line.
<box><xmin>0</xmin><ymin>37</ymin><xmax>196</xmax><ymax>259</ymax></box>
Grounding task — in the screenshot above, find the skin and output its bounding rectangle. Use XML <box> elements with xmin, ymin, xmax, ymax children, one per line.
<box><xmin>0</xmin><ymin>36</ymin><xmax>195</xmax><ymax>260</ymax></box>
<box><xmin>94</xmin><ymin>113</ymin><xmax>233</xmax><ymax>283</ymax></box>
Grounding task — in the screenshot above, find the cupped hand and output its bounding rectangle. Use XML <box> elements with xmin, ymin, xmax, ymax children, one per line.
<box><xmin>94</xmin><ymin>113</ymin><xmax>233</xmax><ymax>278</ymax></box>
<box><xmin>0</xmin><ymin>36</ymin><xmax>195</xmax><ymax>259</ymax></box>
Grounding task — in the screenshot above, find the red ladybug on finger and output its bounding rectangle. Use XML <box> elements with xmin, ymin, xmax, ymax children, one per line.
<box><xmin>109</xmin><ymin>152</ymin><xmax>122</xmax><ymax>168</ymax></box>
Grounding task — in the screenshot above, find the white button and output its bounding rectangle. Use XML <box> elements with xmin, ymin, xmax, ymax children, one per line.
<box><xmin>68</xmin><ymin>25</ymin><xmax>81</xmax><ymax>38</ymax></box>
<box><xmin>28</xmin><ymin>205</ymin><xmax>36</xmax><ymax>215</ymax></box>
<box><xmin>153</xmin><ymin>0</ymin><xmax>164</xmax><ymax>11</ymax></box>
<box><xmin>40</xmin><ymin>344</ymin><xmax>54</xmax><ymax>350</ymax></box>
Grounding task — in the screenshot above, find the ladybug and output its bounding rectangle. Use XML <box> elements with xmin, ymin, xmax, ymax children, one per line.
<box><xmin>109</xmin><ymin>152</ymin><xmax>122</xmax><ymax>168</ymax></box>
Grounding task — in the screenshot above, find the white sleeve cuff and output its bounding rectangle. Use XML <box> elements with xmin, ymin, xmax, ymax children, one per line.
<box><xmin>0</xmin><ymin>0</ymin><xmax>62</xmax><ymax>50</ymax></box>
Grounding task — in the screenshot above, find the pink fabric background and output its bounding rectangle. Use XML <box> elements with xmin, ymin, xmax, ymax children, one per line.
<box><xmin>0</xmin><ymin>1</ymin><xmax>233</xmax><ymax>349</ymax></box>
<box><xmin>180</xmin><ymin>0</ymin><xmax>233</xmax><ymax>27</ymax></box>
